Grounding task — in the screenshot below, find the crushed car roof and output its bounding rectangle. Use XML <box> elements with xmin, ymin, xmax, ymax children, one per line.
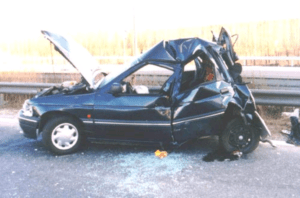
<box><xmin>136</xmin><ymin>38</ymin><xmax>221</xmax><ymax>65</ymax></box>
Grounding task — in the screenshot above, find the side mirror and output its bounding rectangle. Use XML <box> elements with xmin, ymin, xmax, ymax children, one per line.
<box><xmin>231</xmin><ymin>63</ymin><xmax>242</xmax><ymax>75</ymax></box>
<box><xmin>109</xmin><ymin>83</ymin><xmax>123</xmax><ymax>95</ymax></box>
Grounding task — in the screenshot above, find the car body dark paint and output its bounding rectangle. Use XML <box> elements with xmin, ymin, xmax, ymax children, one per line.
<box><xmin>19</xmin><ymin>28</ymin><xmax>270</xmax><ymax>147</ymax></box>
<box><xmin>19</xmin><ymin>111</ymin><xmax>40</xmax><ymax>138</ymax></box>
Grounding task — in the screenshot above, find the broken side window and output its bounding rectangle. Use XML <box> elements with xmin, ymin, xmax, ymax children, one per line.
<box><xmin>179</xmin><ymin>59</ymin><xmax>197</xmax><ymax>92</ymax></box>
<box><xmin>180</xmin><ymin>53</ymin><xmax>216</xmax><ymax>92</ymax></box>
<box><xmin>208</xmin><ymin>48</ymin><xmax>232</xmax><ymax>82</ymax></box>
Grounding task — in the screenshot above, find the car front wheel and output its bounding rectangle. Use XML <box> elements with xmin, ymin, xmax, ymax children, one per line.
<box><xmin>42</xmin><ymin>116</ymin><xmax>82</xmax><ymax>155</ymax></box>
<box><xmin>220</xmin><ymin>118</ymin><xmax>260</xmax><ymax>154</ymax></box>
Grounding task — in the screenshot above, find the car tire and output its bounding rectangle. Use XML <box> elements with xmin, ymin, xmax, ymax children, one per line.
<box><xmin>42</xmin><ymin>116</ymin><xmax>82</xmax><ymax>155</ymax></box>
<box><xmin>220</xmin><ymin>118</ymin><xmax>260</xmax><ymax>154</ymax></box>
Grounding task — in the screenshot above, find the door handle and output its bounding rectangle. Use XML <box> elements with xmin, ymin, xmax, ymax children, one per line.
<box><xmin>220</xmin><ymin>88</ymin><xmax>229</xmax><ymax>94</ymax></box>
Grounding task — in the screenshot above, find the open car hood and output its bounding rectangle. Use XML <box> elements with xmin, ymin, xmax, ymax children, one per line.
<box><xmin>216</xmin><ymin>27</ymin><xmax>239</xmax><ymax>68</ymax></box>
<box><xmin>42</xmin><ymin>30</ymin><xmax>99</xmax><ymax>87</ymax></box>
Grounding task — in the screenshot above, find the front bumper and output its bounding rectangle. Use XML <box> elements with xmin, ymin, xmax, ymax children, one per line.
<box><xmin>18</xmin><ymin>110</ymin><xmax>40</xmax><ymax>139</ymax></box>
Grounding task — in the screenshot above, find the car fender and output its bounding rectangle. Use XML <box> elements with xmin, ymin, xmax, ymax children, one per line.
<box><xmin>253</xmin><ymin>111</ymin><xmax>271</xmax><ymax>138</ymax></box>
<box><xmin>38</xmin><ymin>110</ymin><xmax>85</xmax><ymax>135</ymax></box>
<box><xmin>225</xmin><ymin>100</ymin><xmax>271</xmax><ymax>138</ymax></box>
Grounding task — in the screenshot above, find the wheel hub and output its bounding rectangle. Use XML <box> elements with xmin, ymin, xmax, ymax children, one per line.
<box><xmin>51</xmin><ymin>123</ymin><xmax>79</xmax><ymax>150</ymax></box>
<box><xmin>229</xmin><ymin>125</ymin><xmax>252</xmax><ymax>148</ymax></box>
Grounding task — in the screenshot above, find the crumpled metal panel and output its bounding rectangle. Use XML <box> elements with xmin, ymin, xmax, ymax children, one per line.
<box><xmin>168</xmin><ymin>38</ymin><xmax>214</xmax><ymax>62</ymax></box>
<box><xmin>135</xmin><ymin>41</ymin><xmax>177</xmax><ymax>64</ymax></box>
<box><xmin>137</xmin><ymin>38</ymin><xmax>218</xmax><ymax>66</ymax></box>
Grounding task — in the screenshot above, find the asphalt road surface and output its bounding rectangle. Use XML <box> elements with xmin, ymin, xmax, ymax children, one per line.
<box><xmin>1</xmin><ymin>116</ymin><xmax>300</xmax><ymax>198</ymax></box>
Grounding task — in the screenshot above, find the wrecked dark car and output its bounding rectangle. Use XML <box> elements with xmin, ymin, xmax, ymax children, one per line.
<box><xmin>18</xmin><ymin>28</ymin><xmax>270</xmax><ymax>154</ymax></box>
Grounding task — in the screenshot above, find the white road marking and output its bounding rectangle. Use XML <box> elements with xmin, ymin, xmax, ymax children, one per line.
<box><xmin>0</xmin><ymin>117</ymin><xmax>18</xmax><ymax>125</ymax></box>
<box><xmin>270</xmin><ymin>140</ymin><xmax>295</xmax><ymax>147</ymax></box>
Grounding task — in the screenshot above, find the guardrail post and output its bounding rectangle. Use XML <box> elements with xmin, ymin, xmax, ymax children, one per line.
<box><xmin>292</xmin><ymin>60</ymin><xmax>294</xmax><ymax>67</ymax></box>
<box><xmin>0</xmin><ymin>94</ymin><xmax>5</xmax><ymax>106</ymax></box>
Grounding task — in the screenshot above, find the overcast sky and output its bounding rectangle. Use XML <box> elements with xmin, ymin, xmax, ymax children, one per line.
<box><xmin>0</xmin><ymin>0</ymin><xmax>299</xmax><ymax>41</ymax></box>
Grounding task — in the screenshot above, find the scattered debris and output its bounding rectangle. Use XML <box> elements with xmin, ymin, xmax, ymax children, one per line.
<box><xmin>202</xmin><ymin>149</ymin><xmax>242</xmax><ymax>162</ymax></box>
<box><xmin>154</xmin><ymin>150</ymin><xmax>168</xmax><ymax>159</ymax></box>
<box><xmin>282</xmin><ymin>108</ymin><xmax>299</xmax><ymax>118</ymax></box>
<box><xmin>281</xmin><ymin>114</ymin><xmax>300</xmax><ymax>145</ymax></box>
<box><xmin>232</xmin><ymin>150</ymin><xmax>243</xmax><ymax>158</ymax></box>
<box><xmin>260</xmin><ymin>138</ymin><xmax>276</xmax><ymax>148</ymax></box>
<box><xmin>281</xmin><ymin>130</ymin><xmax>291</xmax><ymax>135</ymax></box>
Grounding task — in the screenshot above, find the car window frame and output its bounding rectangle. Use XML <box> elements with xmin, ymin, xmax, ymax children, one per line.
<box><xmin>116</xmin><ymin>63</ymin><xmax>175</xmax><ymax>96</ymax></box>
<box><xmin>207</xmin><ymin>47</ymin><xmax>233</xmax><ymax>83</ymax></box>
<box><xmin>178</xmin><ymin>51</ymin><xmax>218</xmax><ymax>93</ymax></box>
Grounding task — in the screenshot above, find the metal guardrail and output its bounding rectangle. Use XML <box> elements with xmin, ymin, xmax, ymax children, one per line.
<box><xmin>0</xmin><ymin>82</ymin><xmax>57</xmax><ymax>94</ymax></box>
<box><xmin>1</xmin><ymin>82</ymin><xmax>300</xmax><ymax>106</ymax></box>
<box><xmin>251</xmin><ymin>90</ymin><xmax>300</xmax><ymax>106</ymax></box>
<box><xmin>1</xmin><ymin>64</ymin><xmax>300</xmax><ymax>106</ymax></box>
<box><xmin>239</xmin><ymin>56</ymin><xmax>300</xmax><ymax>66</ymax></box>
<box><xmin>19</xmin><ymin>56</ymin><xmax>300</xmax><ymax>66</ymax></box>
<box><xmin>23</xmin><ymin>56</ymin><xmax>300</xmax><ymax>60</ymax></box>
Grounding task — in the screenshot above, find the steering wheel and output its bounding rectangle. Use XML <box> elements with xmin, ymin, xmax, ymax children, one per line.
<box><xmin>126</xmin><ymin>82</ymin><xmax>135</xmax><ymax>94</ymax></box>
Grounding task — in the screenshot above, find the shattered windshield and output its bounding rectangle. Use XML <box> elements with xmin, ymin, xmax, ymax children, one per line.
<box><xmin>95</xmin><ymin>57</ymin><xmax>139</xmax><ymax>89</ymax></box>
<box><xmin>95</xmin><ymin>66</ymin><xmax>130</xmax><ymax>89</ymax></box>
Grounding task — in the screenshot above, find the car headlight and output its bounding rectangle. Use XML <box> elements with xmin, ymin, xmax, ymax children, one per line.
<box><xmin>22</xmin><ymin>100</ymin><xmax>34</xmax><ymax>117</ymax></box>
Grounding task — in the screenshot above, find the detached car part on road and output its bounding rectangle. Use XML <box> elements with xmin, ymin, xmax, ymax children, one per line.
<box><xmin>19</xmin><ymin>28</ymin><xmax>271</xmax><ymax>155</ymax></box>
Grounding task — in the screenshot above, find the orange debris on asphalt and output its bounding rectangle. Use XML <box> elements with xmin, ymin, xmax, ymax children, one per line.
<box><xmin>155</xmin><ymin>150</ymin><xmax>168</xmax><ymax>159</ymax></box>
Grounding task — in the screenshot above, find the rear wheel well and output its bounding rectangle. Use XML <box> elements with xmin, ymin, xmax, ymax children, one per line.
<box><xmin>220</xmin><ymin>117</ymin><xmax>260</xmax><ymax>154</ymax></box>
<box><xmin>223</xmin><ymin>103</ymin><xmax>242</xmax><ymax>127</ymax></box>
<box><xmin>39</xmin><ymin>111</ymin><xmax>84</xmax><ymax>133</ymax></box>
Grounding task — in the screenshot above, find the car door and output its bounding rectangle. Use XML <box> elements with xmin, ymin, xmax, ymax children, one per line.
<box><xmin>92</xmin><ymin>64</ymin><xmax>174</xmax><ymax>142</ymax></box>
<box><xmin>93</xmin><ymin>93</ymin><xmax>172</xmax><ymax>142</ymax></box>
<box><xmin>171</xmin><ymin>52</ymin><xmax>232</xmax><ymax>143</ymax></box>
